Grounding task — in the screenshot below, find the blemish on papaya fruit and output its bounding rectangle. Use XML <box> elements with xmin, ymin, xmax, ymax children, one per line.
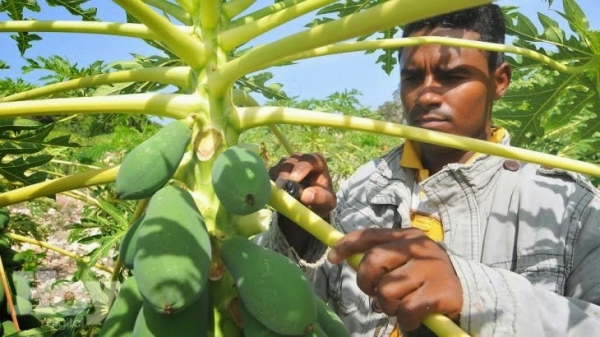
<box><xmin>244</xmin><ymin>194</ymin><xmax>255</xmax><ymax>206</ymax></box>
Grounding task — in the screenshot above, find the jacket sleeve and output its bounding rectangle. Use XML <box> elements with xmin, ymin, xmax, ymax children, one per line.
<box><xmin>449</xmin><ymin>198</ymin><xmax>600</xmax><ymax>336</ymax></box>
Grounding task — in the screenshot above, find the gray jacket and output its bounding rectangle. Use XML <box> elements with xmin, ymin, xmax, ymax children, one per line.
<box><xmin>256</xmin><ymin>134</ymin><xmax>600</xmax><ymax>336</ymax></box>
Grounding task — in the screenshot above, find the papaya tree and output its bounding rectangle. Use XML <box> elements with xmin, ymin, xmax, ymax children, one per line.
<box><xmin>0</xmin><ymin>0</ymin><xmax>599</xmax><ymax>336</ymax></box>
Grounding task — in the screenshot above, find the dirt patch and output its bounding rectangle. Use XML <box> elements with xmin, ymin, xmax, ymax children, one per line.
<box><xmin>8</xmin><ymin>194</ymin><xmax>116</xmax><ymax>320</ymax></box>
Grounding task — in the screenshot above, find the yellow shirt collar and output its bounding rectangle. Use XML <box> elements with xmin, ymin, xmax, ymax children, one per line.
<box><xmin>400</xmin><ymin>127</ymin><xmax>506</xmax><ymax>181</ymax></box>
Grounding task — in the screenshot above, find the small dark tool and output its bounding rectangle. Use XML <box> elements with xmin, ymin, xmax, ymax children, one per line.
<box><xmin>281</xmin><ymin>180</ymin><xmax>305</xmax><ymax>200</ymax></box>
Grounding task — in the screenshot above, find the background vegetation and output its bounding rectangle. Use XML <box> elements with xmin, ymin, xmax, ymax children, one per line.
<box><xmin>0</xmin><ymin>0</ymin><xmax>598</xmax><ymax>335</ymax></box>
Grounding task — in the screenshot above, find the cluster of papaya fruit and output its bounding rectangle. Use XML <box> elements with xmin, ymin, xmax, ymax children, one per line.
<box><xmin>110</xmin><ymin>116</ymin><xmax>347</xmax><ymax>335</ymax></box>
<box><xmin>0</xmin><ymin>208</ymin><xmax>42</xmax><ymax>335</ymax></box>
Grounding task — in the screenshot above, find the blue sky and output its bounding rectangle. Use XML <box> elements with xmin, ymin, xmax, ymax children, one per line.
<box><xmin>0</xmin><ymin>0</ymin><xmax>598</xmax><ymax>109</ymax></box>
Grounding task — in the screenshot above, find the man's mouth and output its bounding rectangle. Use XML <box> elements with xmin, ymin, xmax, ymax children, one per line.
<box><xmin>411</xmin><ymin>115</ymin><xmax>448</xmax><ymax>129</ymax></box>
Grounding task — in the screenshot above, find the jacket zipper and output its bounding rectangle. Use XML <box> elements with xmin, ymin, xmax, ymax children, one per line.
<box><xmin>372</xmin><ymin>317</ymin><xmax>389</xmax><ymax>337</ymax></box>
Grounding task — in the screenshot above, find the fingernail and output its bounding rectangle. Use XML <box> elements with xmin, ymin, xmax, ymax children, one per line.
<box><xmin>327</xmin><ymin>249</ymin><xmax>339</xmax><ymax>263</ymax></box>
<box><xmin>303</xmin><ymin>190</ymin><xmax>314</xmax><ymax>203</ymax></box>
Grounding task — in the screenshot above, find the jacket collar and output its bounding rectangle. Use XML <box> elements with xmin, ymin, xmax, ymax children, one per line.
<box><xmin>366</xmin><ymin>130</ymin><xmax>511</xmax><ymax>206</ymax></box>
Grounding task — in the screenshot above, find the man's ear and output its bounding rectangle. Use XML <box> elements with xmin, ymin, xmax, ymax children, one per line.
<box><xmin>493</xmin><ymin>62</ymin><xmax>512</xmax><ymax>100</ymax></box>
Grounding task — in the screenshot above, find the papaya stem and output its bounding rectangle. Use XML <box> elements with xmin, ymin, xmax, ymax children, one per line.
<box><xmin>0</xmin><ymin>67</ymin><xmax>192</xmax><ymax>103</ymax></box>
<box><xmin>265</xmin><ymin>37</ymin><xmax>599</xmax><ymax>75</ymax></box>
<box><xmin>210</xmin><ymin>0</ymin><xmax>491</xmax><ymax>93</ymax></box>
<box><xmin>142</xmin><ymin>0</ymin><xmax>192</xmax><ymax>25</ymax></box>
<box><xmin>8</xmin><ymin>234</ymin><xmax>113</xmax><ymax>274</ymax></box>
<box><xmin>218</xmin><ymin>0</ymin><xmax>338</xmax><ymax>51</ymax></box>
<box><xmin>113</xmin><ymin>0</ymin><xmax>206</xmax><ymax>69</ymax></box>
<box><xmin>0</xmin><ymin>166</ymin><xmax>119</xmax><ymax>207</ymax></box>
<box><xmin>221</xmin><ymin>0</ymin><xmax>256</xmax><ymax>20</ymax></box>
<box><xmin>0</xmin><ymin>93</ymin><xmax>203</xmax><ymax>120</ymax></box>
<box><xmin>267</xmin><ymin>181</ymin><xmax>468</xmax><ymax>337</ymax></box>
<box><xmin>267</xmin><ymin>125</ymin><xmax>294</xmax><ymax>156</ymax></box>
<box><xmin>228</xmin><ymin>0</ymin><xmax>302</xmax><ymax>27</ymax></box>
<box><xmin>0</xmin><ymin>20</ymin><xmax>173</xmax><ymax>40</ymax></box>
<box><xmin>232</xmin><ymin>106</ymin><xmax>600</xmax><ymax>177</ymax></box>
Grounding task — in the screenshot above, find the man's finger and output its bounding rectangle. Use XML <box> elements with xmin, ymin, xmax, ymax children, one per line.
<box><xmin>328</xmin><ymin>228</ymin><xmax>424</xmax><ymax>264</ymax></box>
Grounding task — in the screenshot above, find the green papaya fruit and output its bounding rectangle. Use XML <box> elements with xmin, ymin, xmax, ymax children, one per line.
<box><xmin>238</xmin><ymin>299</ymin><xmax>287</xmax><ymax>337</ymax></box>
<box><xmin>0</xmin><ymin>208</ymin><xmax>9</xmax><ymax>229</ymax></box>
<box><xmin>133</xmin><ymin>185</ymin><xmax>211</xmax><ymax>314</ymax></box>
<box><xmin>304</xmin><ymin>324</ymin><xmax>328</xmax><ymax>337</ymax></box>
<box><xmin>212</xmin><ymin>146</ymin><xmax>271</xmax><ymax>215</ymax></box>
<box><xmin>220</xmin><ymin>236</ymin><xmax>317</xmax><ymax>335</ymax></box>
<box><xmin>116</xmin><ymin>118</ymin><xmax>193</xmax><ymax>200</ymax></box>
<box><xmin>132</xmin><ymin>290</ymin><xmax>209</xmax><ymax>337</ymax></box>
<box><xmin>118</xmin><ymin>216</ymin><xmax>145</xmax><ymax>270</ymax></box>
<box><xmin>314</xmin><ymin>296</ymin><xmax>349</xmax><ymax>337</ymax></box>
<box><xmin>99</xmin><ymin>276</ymin><xmax>144</xmax><ymax>337</ymax></box>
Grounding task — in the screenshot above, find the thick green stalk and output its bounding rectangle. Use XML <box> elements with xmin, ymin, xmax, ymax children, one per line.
<box><xmin>231</xmin><ymin>91</ymin><xmax>295</xmax><ymax>155</ymax></box>
<box><xmin>267</xmin><ymin>181</ymin><xmax>467</xmax><ymax>337</ymax></box>
<box><xmin>142</xmin><ymin>0</ymin><xmax>192</xmax><ymax>25</ymax></box>
<box><xmin>0</xmin><ymin>20</ymin><xmax>169</xmax><ymax>40</ymax></box>
<box><xmin>221</xmin><ymin>0</ymin><xmax>256</xmax><ymax>20</ymax></box>
<box><xmin>266</xmin><ymin>37</ymin><xmax>600</xmax><ymax>75</ymax></box>
<box><xmin>0</xmin><ymin>93</ymin><xmax>203</xmax><ymax>120</ymax></box>
<box><xmin>0</xmin><ymin>166</ymin><xmax>118</xmax><ymax>207</ymax></box>
<box><xmin>0</xmin><ymin>67</ymin><xmax>192</xmax><ymax>103</ymax></box>
<box><xmin>113</xmin><ymin>0</ymin><xmax>206</xmax><ymax>69</ymax></box>
<box><xmin>218</xmin><ymin>0</ymin><xmax>338</xmax><ymax>51</ymax></box>
<box><xmin>227</xmin><ymin>0</ymin><xmax>302</xmax><ymax>27</ymax></box>
<box><xmin>200</xmin><ymin>0</ymin><xmax>220</xmax><ymax>30</ymax></box>
<box><xmin>233</xmin><ymin>106</ymin><xmax>600</xmax><ymax>177</ymax></box>
<box><xmin>210</xmin><ymin>0</ymin><xmax>491</xmax><ymax>94</ymax></box>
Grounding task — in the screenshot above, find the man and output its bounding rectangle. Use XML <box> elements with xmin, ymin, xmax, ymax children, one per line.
<box><xmin>256</xmin><ymin>4</ymin><xmax>600</xmax><ymax>336</ymax></box>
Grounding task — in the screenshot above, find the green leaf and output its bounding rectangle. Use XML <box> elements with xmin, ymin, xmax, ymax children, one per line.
<box><xmin>0</xmin><ymin>154</ymin><xmax>52</xmax><ymax>184</ymax></box>
<box><xmin>537</xmin><ymin>12</ymin><xmax>564</xmax><ymax>45</ymax></box>
<box><xmin>0</xmin><ymin>60</ymin><xmax>8</xmax><ymax>69</ymax></box>
<box><xmin>0</xmin><ymin>124</ymin><xmax>81</xmax><ymax>155</ymax></box>
<box><xmin>4</xmin><ymin>326</ymin><xmax>57</xmax><ymax>337</ymax></box>
<box><xmin>561</xmin><ymin>0</ymin><xmax>588</xmax><ymax>31</ymax></box>
<box><xmin>45</xmin><ymin>0</ymin><xmax>97</xmax><ymax>21</ymax></box>
<box><xmin>235</xmin><ymin>72</ymin><xmax>288</xmax><ymax>100</ymax></box>
<box><xmin>0</xmin><ymin>0</ymin><xmax>41</xmax><ymax>20</ymax></box>
<box><xmin>11</xmin><ymin>31</ymin><xmax>42</xmax><ymax>56</ymax></box>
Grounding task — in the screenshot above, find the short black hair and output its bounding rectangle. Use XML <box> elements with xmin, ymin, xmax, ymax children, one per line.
<box><xmin>401</xmin><ymin>4</ymin><xmax>506</xmax><ymax>70</ymax></box>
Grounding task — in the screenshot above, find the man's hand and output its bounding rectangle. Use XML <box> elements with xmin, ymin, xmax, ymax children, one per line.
<box><xmin>269</xmin><ymin>152</ymin><xmax>336</xmax><ymax>218</ymax></box>
<box><xmin>327</xmin><ymin>228</ymin><xmax>463</xmax><ymax>331</ymax></box>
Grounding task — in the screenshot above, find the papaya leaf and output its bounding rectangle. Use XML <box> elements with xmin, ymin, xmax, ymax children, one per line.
<box><xmin>235</xmin><ymin>72</ymin><xmax>288</xmax><ymax>100</ymax></box>
<box><xmin>0</xmin><ymin>154</ymin><xmax>52</xmax><ymax>184</ymax></box>
<box><xmin>44</xmin><ymin>0</ymin><xmax>97</xmax><ymax>21</ymax></box>
<box><xmin>11</xmin><ymin>31</ymin><xmax>43</xmax><ymax>56</ymax></box>
<box><xmin>537</xmin><ymin>12</ymin><xmax>565</xmax><ymax>45</ymax></box>
<box><xmin>0</xmin><ymin>124</ymin><xmax>81</xmax><ymax>155</ymax></box>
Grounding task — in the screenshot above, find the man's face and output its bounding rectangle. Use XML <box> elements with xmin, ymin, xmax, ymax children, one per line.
<box><xmin>399</xmin><ymin>28</ymin><xmax>507</xmax><ymax>148</ymax></box>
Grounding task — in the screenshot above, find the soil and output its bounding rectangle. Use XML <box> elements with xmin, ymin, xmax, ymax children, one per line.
<box><xmin>8</xmin><ymin>194</ymin><xmax>116</xmax><ymax>320</ymax></box>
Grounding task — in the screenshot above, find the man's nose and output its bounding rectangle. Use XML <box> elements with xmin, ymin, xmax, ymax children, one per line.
<box><xmin>415</xmin><ymin>76</ymin><xmax>443</xmax><ymax>108</ymax></box>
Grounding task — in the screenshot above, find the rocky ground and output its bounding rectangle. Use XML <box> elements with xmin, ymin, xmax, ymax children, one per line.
<box><xmin>8</xmin><ymin>194</ymin><xmax>116</xmax><ymax>324</ymax></box>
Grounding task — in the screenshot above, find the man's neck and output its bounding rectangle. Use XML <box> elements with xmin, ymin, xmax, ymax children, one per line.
<box><xmin>420</xmin><ymin>148</ymin><xmax>476</xmax><ymax>175</ymax></box>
